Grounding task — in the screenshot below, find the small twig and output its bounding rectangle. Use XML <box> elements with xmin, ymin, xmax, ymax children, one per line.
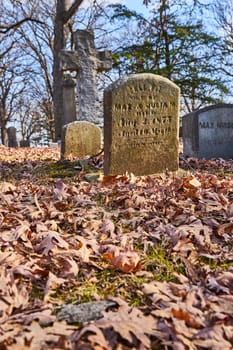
<box><xmin>34</xmin><ymin>193</ymin><xmax>43</xmax><ymax>214</ymax></box>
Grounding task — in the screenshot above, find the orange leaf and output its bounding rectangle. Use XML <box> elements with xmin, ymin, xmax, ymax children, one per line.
<box><xmin>183</xmin><ymin>176</ymin><xmax>201</xmax><ymax>190</ymax></box>
<box><xmin>102</xmin><ymin>175</ymin><xmax>118</xmax><ymax>186</ymax></box>
<box><xmin>217</xmin><ymin>222</ymin><xmax>233</xmax><ymax>236</ymax></box>
<box><xmin>102</xmin><ymin>246</ymin><xmax>141</xmax><ymax>273</ymax></box>
<box><xmin>171</xmin><ymin>308</ymin><xmax>202</xmax><ymax>329</ymax></box>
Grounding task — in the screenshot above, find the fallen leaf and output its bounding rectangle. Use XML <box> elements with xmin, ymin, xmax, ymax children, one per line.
<box><xmin>34</xmin><ymin>231</ymin><xmax>69</xmax><ymax>254</ymax></box>
<box><xmin>171</xmin><ymin>308</ymin><xmax>202</xmax><ymax>329</ymax></box>
<box><xmin>216</xmin><ymin>222</ymin><xmax>233</xmax><ymax>235</ymax></box>
<box><xmin>102</xmin><ymin>245</ymin><xmax>141</xmax><ymax>272</ymax></box>
<box><xmin>0</xmin><ymin>181</ymin><xmax>17</xmax><ymax>193</ymax></box>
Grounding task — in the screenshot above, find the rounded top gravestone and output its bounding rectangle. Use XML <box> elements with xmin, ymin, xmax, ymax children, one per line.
<box><xmin>104</xmin><ymin>73</ymin><xmax>180</xmax><ymax>176</ymax></box>
<box><xmin>61</xmin><ymin>121</ymin><xmax>101</xmax><ymax>159</ymax></box>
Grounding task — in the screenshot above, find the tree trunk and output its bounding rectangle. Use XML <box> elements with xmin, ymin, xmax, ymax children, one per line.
<box><xmin>1</xmin><ymin>126</ymin><xmax>8</xmax><ymax>146</ymax></box>
<box><xmin>53</xmin><ymin>0</ymin><xmax>66</xmax><ymax>141</ymax></box>
<box><xmin>53</xmin><ymin>0</ymin><xmax>83</xmax><ymax>141</ymax></box>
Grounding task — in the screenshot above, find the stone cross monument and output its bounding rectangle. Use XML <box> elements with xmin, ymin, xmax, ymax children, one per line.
<box><xmin>60</xmin><ymin>29</ymin><xmax>112</xmax><ymax>125</ymax></box>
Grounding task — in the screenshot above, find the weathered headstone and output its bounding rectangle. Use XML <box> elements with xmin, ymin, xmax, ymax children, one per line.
<box><xmin>104</xmin><ymin>73</ymin><xmax>180</xmax><ymax>176</ymax></box>
<box><xmin>60</xmin><ymin>29</ymin><xmax>112</xmax><ymax>126</ymax></box>
<box><xmin>61</xmin><ymin>121</ymin><xmax>101</xmax><ymax>159</ymax></box>
<box><xmin>62</xmin><ymin>75</ymin><xmax>77</xmax><ymax>125</ymax></box>
<box><xmin>182</xmin><ymin>103</ymin><xmax>233</xmax><ymax>159</ymax></box>
<box><xmin>7</xmin><ymin>127</ymin><xmax>18</xmax><ymax>147</ymax></box>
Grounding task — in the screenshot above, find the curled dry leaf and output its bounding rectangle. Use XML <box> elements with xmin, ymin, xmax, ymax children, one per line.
<box><xmin>71</xmin><ymin>323</ymin><xmax>109</xmax><ymax>349</ymax></box>
<box><xmin>102</xmin><ymin>245</ymin><xmax>141</xmax><ymax>272</ymax></box>
<box><xmin>77</xmin><ymin>299</ymin><xmax>156</xmax><ymax>349</ymax></box>
<box><xmin>183</xmin><ymin>176</ymin><xmax>201</xmax><ymax>190</ymax></box>
<box><xmin>57</xmin><ymin>256</ymin><xmax>79</xmax><ymax>278</ymax></box>
<box><xmin>0</xmin><ymin>181</ymin><xmax>16</xmax><ymax>193</ymax></box>
<box><xmin>73</xmin><ymin>236</ymin><xmax>99</xmax><ymax>263</ymax></box>
<box><xmin>171</xmin><ymin>308</ymin><xmax>202</xmax><ymax>329</ymax></box>
<box><xmin>34</xmin><ymin>231</ymin><xmax>69</xmax><ymax>254</ymax></box>
<box><xmin>99</xmin><ymin>219</ymin><xmax>115</xmax><ymax>237</ymax></box>
<box><xmin>216</xmin><ymin>222</ymin><xmax>233</xmax><ymax>236</ymax></box>
<box><xmin>44</xmin><ymin>272</ymin><xmax>65</xmax><ymax>302</ymax></box>
<box><xmin>53</xmin><ymin>180</ymin><xmax>70</xmax><ymax>201</ymax></box>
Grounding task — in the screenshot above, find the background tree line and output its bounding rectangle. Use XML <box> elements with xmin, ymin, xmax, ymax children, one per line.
<box><xmin>0</xmin><ymin>0</ymin><xmax>232</xmax><ymax>145</ymax></box>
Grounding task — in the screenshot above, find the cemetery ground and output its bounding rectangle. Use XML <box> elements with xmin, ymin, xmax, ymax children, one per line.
<box><xmin>0</xmin><ymin>145</ymin><xmax>233</xmax><ymax>350</ymax></box>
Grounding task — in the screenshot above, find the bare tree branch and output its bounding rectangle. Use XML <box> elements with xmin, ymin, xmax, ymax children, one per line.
<box><xmin>0</xmin><ymin>42</ymin><xmax>14</xmax><ymax>59</ymax></box>
<box><xmin>0</xmin><ymin>17</ymin><xmax>44</xmax><ymax>34</ymax></box>
<box><xmin>64</xmin><ymin>0</ymin><xmax>84</xmax><ymax>23</ymax></box>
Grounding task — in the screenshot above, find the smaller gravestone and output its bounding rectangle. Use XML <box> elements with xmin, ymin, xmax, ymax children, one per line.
<box><xmin>182</xmin><ymin>103</ymin><xmax>233</xmax><ymax>159</ymax></box>
<box><xmin>7</xmin><ymin>127</ymin><xmax>18</xmax><ymax>147</ymax></box>
<box><xmin>61</xmin><ymin>121</ymin><xmax>101</xmax><ymax>159</ymax></box>
<box><xmin>62</xmin><ymin>75</ymin><xmax>77</xmax><ymax>125</ymax></box>
<box><xmin>20</xmin><ymin>139</ymin><xmax>30</xmax><ymax>147</ymax></box>
<box><xmin>104</xmin><ymin>73</ymin><xmax>180</xmax><ymax>176</ymax></box>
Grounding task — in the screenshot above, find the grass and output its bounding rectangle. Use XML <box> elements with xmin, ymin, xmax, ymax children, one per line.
<box><xmin>44</xmin><ymin>242</ymin><xmax>187</xmax><ymax>307</ymax></box>
<box><xmin>198</xmin><ymin>256</ymin><xmax>233</xmax><ymax>270</ymax></box>
<box><xmin>34</xmin><ymin>161</ymin><xmax>82</xmax><ymax>180</ymax></box>
<box><xmin>142</xmin><ymin>244</ymin><xmax>186</xmax><ymax>281</ymax></box>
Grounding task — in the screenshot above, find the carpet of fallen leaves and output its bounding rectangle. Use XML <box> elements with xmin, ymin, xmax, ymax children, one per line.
<box><xmin>0</xmin><ymin>145</ymin><xmax>233</xmax><ymax>350</ymax></box>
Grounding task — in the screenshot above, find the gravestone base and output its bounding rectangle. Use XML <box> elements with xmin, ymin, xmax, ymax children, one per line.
<box><xmin>61</xmin><ymin>121</ymin><xmax>101</xmax><ymax>159</ymax></box>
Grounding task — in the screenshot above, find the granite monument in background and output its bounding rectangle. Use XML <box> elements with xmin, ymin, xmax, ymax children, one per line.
<box><xmin>7</xmin><ymin>127</ymin><xmax>18</xmax><ymax>147</ymax></box>
<box><xmin>182</xmin><ymin>103</ymin><xmax>233</xmax><ymax>159</ymax></box>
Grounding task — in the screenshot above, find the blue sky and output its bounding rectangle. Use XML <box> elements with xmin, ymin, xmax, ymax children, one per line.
<box><xmin>121</xmin><ymin>0</ymin><xmax>146</xmax><ymax>12</ymax></box>
<box><xmin>81</xmin><ymin>0</ymin><xmax>147</xmax><ymax>14</ymax></box>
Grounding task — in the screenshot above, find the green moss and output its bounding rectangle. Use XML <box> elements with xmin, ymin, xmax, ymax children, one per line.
<box><xmin>141</xmin><ymin>244</ymin><xmax>186</xmax><ymax>281</ymax></box>
<box><xmin>49</xmin><ymin>267</ymin><xmax>151</xmax><ymax>307</ymax></box>
<box><xmin>34</xmin><ymin>161</ymin><xmax>81</xmax><ymax>180</ymax></box>
<box><xmin>30</xmin><ymin>282</ymin><xmax>45</xmax><ymax>301</ymax></box>
<box><xmin>198</xmin><ymin>256</ymin><xmax>233</xmax><ymax>270</ymax></box>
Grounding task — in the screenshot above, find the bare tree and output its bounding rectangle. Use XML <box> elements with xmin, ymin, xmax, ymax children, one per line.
<box><xmin>0</xmin><ymin>0</ymin><xmax>46</xmax><ymax>144</ymax></box>
<box><xmin>214</xmin><ymin>0</ymin><xmax>233</xmax><ymax>83</ymax></box>
<box><xmin>16</xmin><ymin>1</ymin><xmax>55</xmax><ymax>141</ymax></box>
<box><xmin>17</xmin><ymin>96</ymin><xmax>46</xmax><ymax>144</ymax></box>
<box><xmin>0</xmin><ymin>53</ymin><xmax>27</xmax><ymax>145</ymax></box>
<box><xmin>53</xmin><ymin>0</ymin><xmax>84</xmax><ymax>140</ymax></box>
<box><xmin>0</xmin><ymin>0</ymin><xmax>44</xmax><ymax>34</ymax></box>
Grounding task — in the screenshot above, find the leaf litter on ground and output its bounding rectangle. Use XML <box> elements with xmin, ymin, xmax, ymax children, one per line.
<box><xmin>0</xmin><ymin>145</ymin><xmax>232</xmax><ymax>349</ymax></box>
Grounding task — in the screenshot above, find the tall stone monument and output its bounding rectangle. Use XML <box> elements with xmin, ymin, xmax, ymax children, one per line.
<box><xmin>62</xmin><ymin>74</ymin><xmax>77</xmax><ymax>125</ymax></box>
<box><xmin>60</xmin><ymin>29</ymin><xmax>112</xmax><ymax>125</ymax></box>
<box><xmin>104</xmin><ymin>73</ymin><xmax>180</xmax><ymax>176</ymax></box>
<box><xmin>7</xmin><ymin>126</ymin><xmax>18</xmax><ymax>147</ymax></box>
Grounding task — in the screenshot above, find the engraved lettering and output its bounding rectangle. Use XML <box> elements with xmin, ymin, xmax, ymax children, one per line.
<box><xmin>104</xmin><ymin>75</ymin><xmax>180</xmax><ymax>175</ymax></box>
